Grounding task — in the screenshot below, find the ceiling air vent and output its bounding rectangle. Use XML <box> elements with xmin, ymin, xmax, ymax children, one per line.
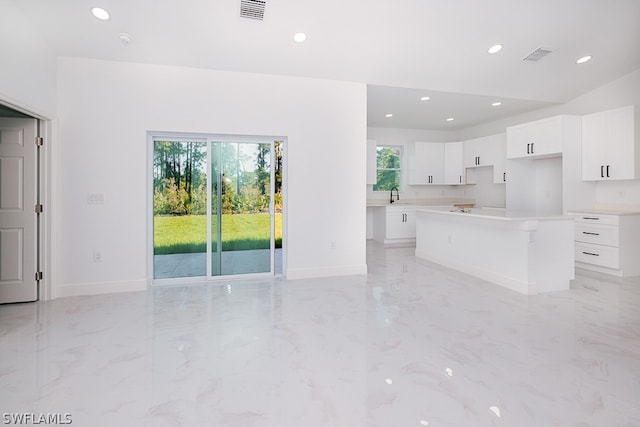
<box><xmin>240</xmin><ymin>0</ymin><xmax>266</xmax><ymax>20</ymax></box>
<box><xmin>523</xmin><ymin>47</ymin><xmax>553</xmax><ymax>62</ymax></box>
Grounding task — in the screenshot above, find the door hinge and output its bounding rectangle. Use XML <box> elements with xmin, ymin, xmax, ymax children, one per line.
<box><xmin>35</xmin><ymin>204</ymin><xmax>44</xmax><ymax>214</ymax></box>
<box><xmin>35</xmin><ymin>271</ymin><xmax>43</xmax><ymax>281</ymax></box>
<box><xmin>35</xmin><ymin>136</ymin><xmax>44</xmax><ymax>147</ymax></box>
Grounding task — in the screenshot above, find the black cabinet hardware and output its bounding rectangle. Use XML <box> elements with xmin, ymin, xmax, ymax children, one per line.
<box><xmin>582</xmin><ymin>217</ymin><xmax>599</xmax><ymax>220</ymax></box>
<box><xmin>582</xmin><ymin>251</ymin><xmax>600</xmax><ymax>257</ymax></box>
<box><xmin>503</xmin><ymin>172</ymin><xmax>506</xmax><ymax>182</ymax></box>
<box><xmin>601</xmin><ymin>165</ymin><xmax>604</xmax><ymax>178</ymax></box>
<box><xmin>527</xmin><ymin>143</ymin><xmax>530</xmax><ymax>154</ymax></box>
<box><xmin>582</xmin><ymin>232</ymin><xmax>600</xmax><ymax>236</ymax></box>
<box><xmin>606</xmin><ymin>165</ymin><xmax>610</xmax><ymax>178</ymax></box>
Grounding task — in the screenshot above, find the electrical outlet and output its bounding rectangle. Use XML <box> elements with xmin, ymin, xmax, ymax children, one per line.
<box><xmin>93</xmin><ymin>250</ymin><xmax>103</xmax><ymax>262</ymax></box>
<box><xmin>87</xmin><ymin>193</ymin><xmax>105</xmax><ymax>205</ymax></box>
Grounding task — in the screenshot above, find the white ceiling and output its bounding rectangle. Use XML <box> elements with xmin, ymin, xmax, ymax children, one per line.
<box><xmin>10</xmin><ymin>0</ymin><xmax>640</xmax><ymax>130</ymax></box>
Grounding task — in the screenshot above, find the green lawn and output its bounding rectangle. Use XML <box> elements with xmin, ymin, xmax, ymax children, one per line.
<box><xmin>154</xmin><ymin>214</ymin><xmax>282</xmax><ymax>255</ymax></box>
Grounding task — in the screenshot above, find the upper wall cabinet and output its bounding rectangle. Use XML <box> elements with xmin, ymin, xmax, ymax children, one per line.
<box><xmin>582</xmin><ymin>105</ymin><xmax>639</xmax><ymax>181</ymax></box>
<box><xmin>463</xmin><ymin>133</ymin><xmax>506</xmax><ymax>184</ymax></box>
<box><xmin>367</xmin><ymin>139</ymin><xmax>377</xmax><ymax>185</ymax></box>
<box><xmin>464</xmin><ymin>135</ymin><xmax>496</xmax><ymax>168</ymax></box>
<box><xmin>444</xmin><ymin>141</ymin><xmax>465</xmax><ymax>185</ymax></box>
<box><xmin>506</xmin><ymin>116</ymin><xmax>570</xmax><ymax>159</ymax></box>
<box><xmin>492</xmin><ymin>133</ymin><xmax>507</xmax><ymax>184</ymax></box>
<box><xmin>407</xmin><ymin>142</ymin><xmax>445</xmax><ymax>185</ymax></box>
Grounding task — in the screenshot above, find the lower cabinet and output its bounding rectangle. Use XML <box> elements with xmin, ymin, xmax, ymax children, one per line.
<box><xmin>569</xmin><ymin>211</ymin><xmax>640</xmax><ymax>277</ymax></box>
<box><xmin>372</xmin><ymin>205</ymin><xmax>452</xmax><ymax>245</ymax></box>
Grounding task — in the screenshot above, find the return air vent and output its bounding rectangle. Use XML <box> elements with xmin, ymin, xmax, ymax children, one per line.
<box><xmin>523</xmin><ymin>47</ymin><xmax>553</xmax><ymax>62</ymax></box>
<box><xmin>240</xmin><ymin>0</ymin><xmax>266</xmax><ymax>20</ymax></box>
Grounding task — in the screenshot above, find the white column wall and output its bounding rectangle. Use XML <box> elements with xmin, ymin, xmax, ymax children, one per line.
<box><xmin>56</xmin><ymin>57</ymin><xmax>367</xmax><ymax>296</ymax></box>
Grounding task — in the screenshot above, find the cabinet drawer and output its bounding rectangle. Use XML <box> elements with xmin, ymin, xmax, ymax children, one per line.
<box><xmin>574</xmin><ymin>223</ymin><xmax>619</xmax><ymax>246</ymax></box>
<box><xmin>570</xmin><ymin>212</ymin><xmax>619</xmax><ymax>226</ymax></box>
<box><xmin>575</xmin><ymin>242</ymin><xmax>619</xmax><ymax>268</ymax></box>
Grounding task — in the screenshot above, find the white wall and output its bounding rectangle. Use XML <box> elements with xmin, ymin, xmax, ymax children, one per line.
<box><xmin>55</xmin><ymin>57</ymin><xmax>367</xmax><ymax>296</ymax></box>
<box><xmin>0</xmin><ymin>2</ymin><xmax>56</xmax><ymax>117</ymax></box>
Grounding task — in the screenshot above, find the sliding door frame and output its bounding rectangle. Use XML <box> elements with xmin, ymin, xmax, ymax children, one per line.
<box><xmin>147</xmin><ymin>131</ymin><xmax>286</xmax><ymax>286</ymax></box>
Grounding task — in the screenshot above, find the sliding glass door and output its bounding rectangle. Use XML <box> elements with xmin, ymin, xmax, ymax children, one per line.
<box><xmin>210</xmin><ymin>141</ymin><xmax>273</xmax><ymax>276</ymax></box>
<box><xmin>152</xmin><ymin>135</ymin><xmax>282</xmax><ymax>281</ymax></box>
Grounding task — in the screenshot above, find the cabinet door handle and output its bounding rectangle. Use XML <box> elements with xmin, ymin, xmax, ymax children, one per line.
<box><xmin>600</xmin><ymin>165</ymin><xmax>604</xmax><ymax>178</ymax></box>
<box><xmin>531</xmin><ymin>143</ymin><xmax>534</xmax><ymax>154</ymax></box>
<box><xmin>527</xmin><ymin>143</ymin><xmax>530</xmax><ymax>154</ymax></box>
<box><xmin>582</xmin><ymin>251</ymin><xmax>600</xmax><ymax>257</ymax></box>
<box><xmin>459</xmin><ymin>175</ymin><xmax>462</xmax><ymax>183</ymax></box>
<box><xmin>606</xmin><ymin>165</ymin><xmax>610</xmax><ymax>178</ymax></box>
<box><xmin>582</xmin><ymin>232</ymin><xmax>600</xmax><ymax>236</ymax></box>
<box><xmin>582</xmin><ymin>217</ymin><xmax>599</xmax><ymax>220</ymax></box>
<box><xmin>503</xmin><ymin>172</ymin><xmax>506</xmax><ymax>182</ymax></box>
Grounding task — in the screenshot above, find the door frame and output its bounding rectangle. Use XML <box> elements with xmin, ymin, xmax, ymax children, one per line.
<box><xmin>146</xmin><ymin>131</ymin><xmax>287</xmax><ymax>286</ymax></box>
<box><xmin>0</xmin><ymin>98</ymin><xmax>53</xmax><ymax>301</ymax></box>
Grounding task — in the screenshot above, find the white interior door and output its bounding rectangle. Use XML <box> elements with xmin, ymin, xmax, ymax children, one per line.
<box><xmin>0</xmin><ymin>117</ymin><xmax>38</xmax><ymax>303</ymax></box>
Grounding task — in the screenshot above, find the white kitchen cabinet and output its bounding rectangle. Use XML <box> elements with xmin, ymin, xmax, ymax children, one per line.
<box><xmin>444</xmin><ymin>141</ymin><xmax>465</xmax><ymax>185</ymax></box>
<box><xmin>372</xmin><ymin>205</ymin><xmax>453</xmax><ymax>245</ymax></box>
<box><xmin>386</xmin><ymin>207</ymin><xmax>416</xmax><ymax>239</ymax></box>
<box><xmin>492</xmin><ymin>134</ymin><xmax>507</xmax><ymax>183</ymax></box>
<box><xmin>569</xmin><ymin>211</ymin><xmax>640</xmax><ymax>277</ymax></box>
<box><xmin>408</xmin><ymin>142</ymin><xmax>444</xmax><ymax>185</ymax></box>
<box><xmin>463</xmin><ymin>133</ymin><xmax>506</xmax><ymax>184</ymax></box>
<box><xmin>506</xmin><ymin>116</ymin><xmax>567</xmax><ymax>159</ymax></box>
<box><xmin>367</xmin><ymin>139</ymin><xmax>377</xmax><ymax>185</ymax></box>
<box><xmin>464</xmin><ymin>136</ymin><xmax>495</xmax><ymax>168</ymax></box>
<box><xmin>581</xmin><ymin>105</ymin><xmax>639</xmax><ymax>181</ymax></box>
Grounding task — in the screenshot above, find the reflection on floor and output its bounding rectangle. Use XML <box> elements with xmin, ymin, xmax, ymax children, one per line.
<box><xmin>2</xmin><ymin>241</ymin><xmax>640</xmax><ymax>426</ymax></box>
<box><xmin>154</xmin><ymin>249</ymin><xmax>283</xmax><ymax>278</ymax></box>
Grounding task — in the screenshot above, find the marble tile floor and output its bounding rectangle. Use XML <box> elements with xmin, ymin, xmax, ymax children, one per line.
<box><xmin>1</xmin><ymin>241</ymin><xmax>640</xmax><ymax>426</ymax></box>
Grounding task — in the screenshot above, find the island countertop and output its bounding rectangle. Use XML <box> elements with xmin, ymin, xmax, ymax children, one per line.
<box><xmin>416</xmin><ymin>207</ymin><xmax>574</xmax><ymax>222</ymax></box>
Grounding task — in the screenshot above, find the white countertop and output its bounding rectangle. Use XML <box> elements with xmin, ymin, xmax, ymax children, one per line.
<box><xmin>567</xmin><ymin>208</ymin><xmax>640</xmax><ymax>216</ymax></box>
<box><xmin>366</xmin><ymin>198</ymin><xmax>475</xmax><ymax>207</ymax></box>
<box><xmin>417</xmin><ymin>207</ymin><xmax>573</xmax><ymax>221</ymax></box>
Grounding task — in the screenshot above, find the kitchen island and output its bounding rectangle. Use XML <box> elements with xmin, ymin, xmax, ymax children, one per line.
<box><xmin>415</xmin><ymin>208</ymin><xmax>575</xmax><ymax>295</ymax></box>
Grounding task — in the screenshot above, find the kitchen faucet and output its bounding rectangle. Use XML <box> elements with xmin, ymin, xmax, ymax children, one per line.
<box><xmin>390</xmin><ymin>187</ymin><xmax>399</xmax><ymax>204</ymax></box>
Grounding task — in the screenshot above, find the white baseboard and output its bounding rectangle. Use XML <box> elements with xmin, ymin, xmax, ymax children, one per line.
<box><xmin>286</xmin><ymin>264</ymin><xmax>368</xmax><ymax>280</ymax></box>
<box><xmin>55</xmin><ymin>279</ymin><xmax>148</xmax><ymax>298</ymax></box>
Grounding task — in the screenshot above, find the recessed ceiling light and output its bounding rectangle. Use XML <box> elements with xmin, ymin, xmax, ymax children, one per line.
<box><xmin>91</xmin><ymin>7</ymin><xmax>110</xmax><ymax>20</ymax></box>
<box><xmin>293</xmin><ymin>32</ymin><xmax>307</xmax><ymax>43</ymax></box>
<box><xmin>491</xmin><ymin>102</ymin><xmax>502</xmax><ymax>107</ymax></box>
<box><xmin>488</xmin><ymin>44</ymin><xmax>503</xmax><ymax>54</ymax></box>
<box><xmin>446</xmin><ymin>117</ymin><xmax>454</xmax><ymax>122</ymax></box>
<box><xmin>420</xmin><ymin>96</ymin><xmax>431</xmax><ymax>101</ymax></box>
<box><xmin>576</xmin><ymin>55</ymin><xmax>592</xmax><ymax>64</ymax></box>
<box><xmin>385</xmin><ymin>113</ymin><xmax>393</xmax><ymax>118</ymax></box>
